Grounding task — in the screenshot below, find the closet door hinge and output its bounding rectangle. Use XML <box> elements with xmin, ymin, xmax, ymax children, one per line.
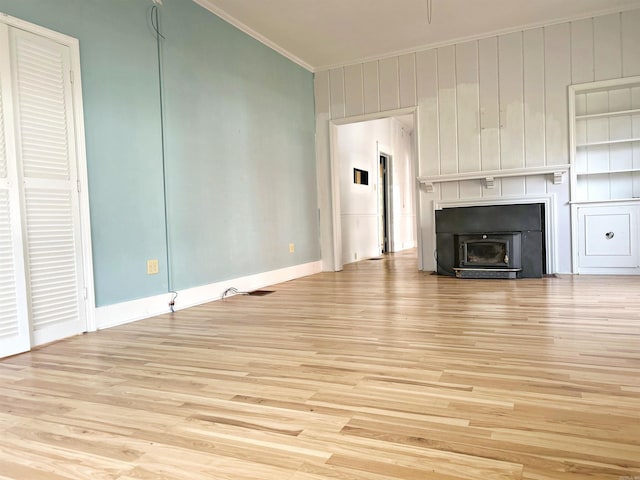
<box><xmin>83</xmin><ymin>287</ymin><xmax>88</xmax><ymax>300</ymax></box>
<box><xmin>69</xmin><ymin>70</ymin><xmax>74</xmax><ymax>84</ymax></box>
<box><xmin>76</xmin><ymin>180</ymin><xmax>81</xmax><ymax>192</ymax></box>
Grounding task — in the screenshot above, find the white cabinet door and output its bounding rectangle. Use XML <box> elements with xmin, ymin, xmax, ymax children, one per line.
<box><xmin>577</xmin><ymin>205</ymin><xmax>639</xmax><ymax>269</ymax></box>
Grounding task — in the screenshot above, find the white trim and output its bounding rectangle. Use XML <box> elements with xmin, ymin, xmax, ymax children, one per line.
<box><xmin>192</xmin><ymin>0</ymin><xmax>313</xmax><ymax>72</ymax></box>
<box><xmin>316</xmin><ymin>6</ymin><xmax>640</xmax><ymax>72</ymax></box>
<box><xmin>95</xmin><ymin>261</ymin><xmax>322</xmax><ymax>330</ymax></box>
<box><xmin>434</xmin><ymin>195</ymin><xmax>557</xmax><ymax>274</ymax></box>
<box><xmin>332</xmin><ymin>107</ymin><xmax>418</xmax><ymax>126</ymax></box>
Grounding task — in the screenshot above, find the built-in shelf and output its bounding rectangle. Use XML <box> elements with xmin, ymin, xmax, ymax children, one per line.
<box><xmin>577</xmin><ymin>137</ymin><xmax>640</xmax><ymax>148</ymax></box>
<box><xmin>575</xmin><ymin>108</ymin><xmax>640</xmax><ymax>120</ymax></box>
<box><xmin>576</xmin><ymin>168</ymin><xmax>640</xmax><ymax>176</ymax></box>
<box><xmin>418</xmin><ymin>165</ymin><xmax>570</xmax><ymax>192</ymax></box>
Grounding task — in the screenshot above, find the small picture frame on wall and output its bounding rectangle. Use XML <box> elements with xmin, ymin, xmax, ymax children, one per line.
<box><xmin>353</xmin><ymin>168</ymin><xmax>368</xmax><ymax>185</ymax></box>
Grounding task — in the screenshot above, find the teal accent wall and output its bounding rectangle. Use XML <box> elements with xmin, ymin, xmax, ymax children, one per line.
<box><xmin>0</xmin><ymin>0</ymin><xmax>319</xmax><ymax>305</ymax></box>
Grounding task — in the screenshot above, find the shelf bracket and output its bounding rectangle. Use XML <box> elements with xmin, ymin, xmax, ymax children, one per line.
<box><xmin>484</xmin><ymin>177</ymin><xmax>495</xmax><ymax>189</ymax></box>
<box><xmin>553</xmin><ymin>171</ymin><xmax>564</xmax><ymax>185</ymax></box>
<box><xmin>421</xmin><ymin>181</ymin><xmax>434</xmax><ymax>193</ymax></box>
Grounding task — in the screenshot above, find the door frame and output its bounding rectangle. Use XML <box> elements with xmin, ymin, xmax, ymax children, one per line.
<box><xmin>1</xmin><ymin>14</ymin><xmax>96</xmax><ymax>334</ymax></box>
<box><xmin>329</xmin><ymin>106</ymin><xmax>420</xmax><ymax>271</ymax></box>
<box><xmin>378</xmin><ymin>151</ymin><xmax>393</xmax><ymax>254</ymax></box>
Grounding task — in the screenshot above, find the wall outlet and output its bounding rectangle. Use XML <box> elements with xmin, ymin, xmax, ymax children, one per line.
<box><xmin>147</xmin><ymin>259</ymin><xmax>159</xmax><ymax>275</ymax></box>
<box><xmin>289</xmin><ymin>243</ymin><xmax>295</xmax><ymax>253</ymax></box>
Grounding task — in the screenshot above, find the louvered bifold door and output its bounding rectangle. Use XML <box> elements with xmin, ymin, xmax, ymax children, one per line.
<box><xmin>10</xmin><ymin>27</ymin><xmax>86</xmax><ymax>346</ymax></box>
<box><xmin>0</xmin><ymin>24</ymin><xmax>30</xmax><ymax>358</ymax></box>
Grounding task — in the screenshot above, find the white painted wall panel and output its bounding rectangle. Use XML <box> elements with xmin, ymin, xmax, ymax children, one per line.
<box><xmin>523</xmin><ymin>28</ymin><xmax>545</xmax><ymax>168</ymax></box>
<box><xmin>478</xmin><ymin>37</ymin><xmax>500</xmax><ymax>171</ymax></box>
<box><xmin>329</xmin><ymin>68</ymin><xmax>345</xmax><ymax>119</ymax></box>
<box><xmin>544</xmin><ymin>23</ymin><xmax>571</xmax><ymax>166</ymax></box>
<box><xmin>416</xmin><ymin>49</ymin><xmax>439</xmax><ymax>176</ymax></box>
<box><xmin>362</xmin><ymin>61</ymin><xmax>380</xmax><ymax>114</ymax></box>
<box><xmin>344</xmin><ymin>64</ymin><xmax>364</xmax><ymax>117</ymax></box>
<box><xmin>379</xmin><ymin>57</ymin><xmax>400</xmax><ymax>112</ymax></box>
<box><xmin>594</xmin><ymin>14</ymin><xmax>622</xmax><ymax>81</ymax></box>
<box><xmin>314</xmin><ymin>70</ymin><xmax>330</xmax><ymax>115</ymax></box>
<box><xmin>498</xmin><ymin>32</ymin><xmax>525</xmax><ymax>171</ymax></box>
<box><xmin>399</xmin><ymin>53</ymin><xmax>417</xmax><ymax>108</ymax></box>
<box><xmin>622</xmin><ymin>9</ymin><xmax>640</xmax><ymax>77</ymax></box>
<box><xmin>455</xmin><ymin>41</ymin><xmax>481</xmax><ymax>174</ymax></box>
<box><xmin>437</xmin><ymin>46</ymin><xmax>458</xmax><ymax>175</ymax></box>
<box><xmin>571</xmin><ymin>18</ymin><xmax>594</xmax><ymax>84</ymax></box>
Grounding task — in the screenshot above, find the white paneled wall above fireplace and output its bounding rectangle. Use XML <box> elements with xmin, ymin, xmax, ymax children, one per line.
<box><xmin>315</xmin><ymin>9</ymin><xmax>640</xmax><ymax>274</ymax></box>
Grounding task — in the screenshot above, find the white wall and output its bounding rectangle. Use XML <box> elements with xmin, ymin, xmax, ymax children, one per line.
<box><xmin>315</xmin><ymin>9</ymin><xmax>640</xmax><ymax>273</ymax></box>
<box><xmin>335</xmin><ymin>117</ymin><xmax>416</xmax><ymax>265</ymax></box>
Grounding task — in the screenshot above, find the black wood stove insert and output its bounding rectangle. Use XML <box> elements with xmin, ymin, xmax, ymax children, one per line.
<box><xmin>435</xmin><ymin>204</ymin><xmax>544</xmax><ymax>279</ymax></box>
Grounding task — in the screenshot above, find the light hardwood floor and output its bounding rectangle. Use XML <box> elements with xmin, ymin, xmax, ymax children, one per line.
<box><xmin>1</xmin><ymin>250</ymin><xmax>639</xmax><ymax>480</ymax></box>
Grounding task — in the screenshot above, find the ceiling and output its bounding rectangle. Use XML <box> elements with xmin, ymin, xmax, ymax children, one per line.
<box><xmin>194</xmin><ymin>0</ymin><xmax>640</xmax><ymax>71</ymax></box>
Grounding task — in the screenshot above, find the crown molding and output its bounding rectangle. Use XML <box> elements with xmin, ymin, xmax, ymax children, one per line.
<box><xmin>192</xmin><ymin>0</ymin><xmax>314</xmax><ymax>72</ymax></box>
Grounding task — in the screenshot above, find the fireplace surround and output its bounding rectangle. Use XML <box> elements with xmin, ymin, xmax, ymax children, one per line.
<box><xmin>435</xmin><ymin>204</ymin><xmax>545</xmax><ymax>279</ymax></box>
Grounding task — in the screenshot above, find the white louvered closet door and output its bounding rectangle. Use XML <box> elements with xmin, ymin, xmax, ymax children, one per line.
<box><xmin>10</xmin><ymin>27</ymin><xmax>86</xmax><ymax>347</ymax></box>
<box><xmin>0</xmin><ymin>24</ymin><xmax>30</xmax><ymax>357</ymax></box>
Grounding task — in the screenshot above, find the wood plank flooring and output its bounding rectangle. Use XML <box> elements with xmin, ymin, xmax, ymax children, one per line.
<box><xmin>1</xmin><ymin>250</ymin><xmax>639</xmax><ymax>480</ymax></box>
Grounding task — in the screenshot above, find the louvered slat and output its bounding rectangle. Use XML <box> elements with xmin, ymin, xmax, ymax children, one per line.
<box><xmin>0</xmin><ymin>189</ymin><xmax>19</xmax><ymax>338</ymax></box>
<box><xmin>15</xmin><ymin>36</ymin><xmax>69</xmax><ymax>180</ymax></box>
<box><xmin>25</xmin><ymin>188</ymin><xmax>79</xmax><ymax>332</ymax></box>
<box><xmin>0</xmin><ymin>79</ymin><xmax>6</xmax><ymax>179</ymax></box>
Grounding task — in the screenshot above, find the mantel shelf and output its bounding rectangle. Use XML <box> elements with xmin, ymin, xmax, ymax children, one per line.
<box><xmin>417</xmin><ymin>165</ymin><xmax>570</xmax><ymax>192</ymax></box>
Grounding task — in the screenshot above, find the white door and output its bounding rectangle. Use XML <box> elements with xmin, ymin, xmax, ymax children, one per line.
<box><xmin>0</xmin><ymin>24</ymin><xmax>30</xmax><ymax>357</ymax></box>
<box><xmin>0</xmin><ymin>22</ymin><xmax>87</xmax><ymax>358</ymax></box>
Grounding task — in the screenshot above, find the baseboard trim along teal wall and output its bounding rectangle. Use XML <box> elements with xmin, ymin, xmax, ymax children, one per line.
<box><xmin>95</xmin><ymin>260</ymin><xmax>322</xmax><ymax>330</ymax></box>
<box><xmin>0</xmin><ymin>0</ymin><xmax>319</xmax><ymax>308</ymax></box>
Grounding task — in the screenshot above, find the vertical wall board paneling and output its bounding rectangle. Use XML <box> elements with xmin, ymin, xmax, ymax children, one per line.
<box><xmin>571</xmin><ymin>18</ymin><xmax>595</xmax><ymax>84</ymax></box>
<box><xmin>343</xmin><ymin>64</ymin><xmax>364</xmax><ymax>117</ymax></box>
<box><xmin>416</xmin><ymin>49</ymin><xmax>439</xmax><ymax>176</ymax></box>
<box><xmin>399</xmin><ymin>53</ymin><xmax>417</xmax><ymax>108</ymax></box>
<box><xmin>525</xmin><ymin>176</ymin><xmax>547</xmax><ymax>195</ymax></box>
<box><xmin>363</xmin><ymin>61</ymin><xmax>380</xmax><ymax>114</ymax></box>
<box><xmin>455</xmin><ymin>41</ymin><xmax>481</xmax><ymax>173</ymax></box>
<box><xmin>440</xmin><ymin>182</ymin><xmax>459</xmax><ymax>201</ymax></box>
<box><xmin>498</xmin><ymin>32</ymin><xmax>525</xmax><ymax>170</ymax></box>
<box><xmin>437</xmin><ymin>45</ymin><xmax>458</xmax><ymax>174</ymax></box>
<box><xmin>478</xmin><ymin>37</ymin><xmax>501</xmax><ymax>171</ymax></box>
<box><xmin>501</xmin><ymin>177</ymin><xmax>526</xmax><ymax>196</ymax></box>
<box><xmin>458</xmin><ymin>180</ymin><xmax>482</xmax><ymax>198</ymax></box>
<box><xmin>544</xmin><ymin>23</ymin><xmax>571</xmax><ymax>166</ymax></box>
<box><xmin>523</xmin><ymin>28</ymin><xmax>546</xmax><ymax>168</ymax></box>
<box><xmin>622</xmin><ymin>9</ymin><xmax>640</xmax><ymax>77</ymax></box>
<box><xmin>329</xmin><ymin>68</ymin><xmax>346</xmax><ymax>119</ymax></box>
<box><xmin>379</xmin><ymin>57</ymin><xmax>400</xmax><ymax>112</ymax></box>
<box><xmin>594</xmin><ymin>13</ymin><xmax>622</xmax><ymax>81</ymax></box>
<box><xmin>547</xmin><ymin>182</ymin><xmax>572</xmax><ymax>273</ymax></box>
<box><xmin>314</xmin><ymin>70</ymin><xmax>330</xmax><ymax>116</ymax></box>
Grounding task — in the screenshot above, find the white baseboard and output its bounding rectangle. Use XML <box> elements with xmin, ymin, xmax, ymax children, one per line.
<box><xmin>95</xmin><ymin>261</ymin><xmax>322</xmax><ymax>330</ymax></box>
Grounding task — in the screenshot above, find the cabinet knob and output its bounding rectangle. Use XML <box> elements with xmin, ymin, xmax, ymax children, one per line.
<box><xmin>605</xmin><ymin>232</ymin><xmax>614</xmax><ymax>240</ymax></box>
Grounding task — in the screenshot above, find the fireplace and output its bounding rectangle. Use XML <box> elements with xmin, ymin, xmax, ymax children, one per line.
<box><xmin>435</xmin><ymin>204</ymin><xmax>544</xmax><ymax>279</ymax></box>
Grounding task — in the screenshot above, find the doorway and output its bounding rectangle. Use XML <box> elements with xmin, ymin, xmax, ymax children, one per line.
<box><xmin>378</xmin><ymin>153</ymin><xmax>390</xmax><ymax>254</ymax></box>
<box><xmin>331</xmin><ymin>112</ymin><xmax>417</xmax><ymax>269</ymax></box>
